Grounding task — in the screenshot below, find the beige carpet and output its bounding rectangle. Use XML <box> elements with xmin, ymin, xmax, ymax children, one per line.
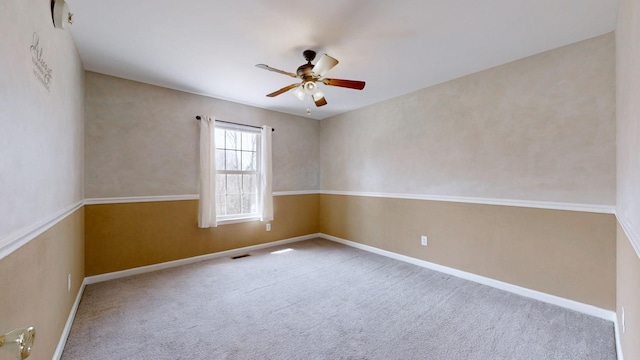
<box><xmin>61</xmin><ymin>238</ymin><xmax>616</xmax><ymax>359</ymax></box>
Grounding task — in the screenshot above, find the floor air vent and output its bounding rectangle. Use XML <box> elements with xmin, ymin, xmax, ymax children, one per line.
<box><xmin>231</xmin><ymin>254</ymin><xmax>251</xmax><ymax>260</ymax></box>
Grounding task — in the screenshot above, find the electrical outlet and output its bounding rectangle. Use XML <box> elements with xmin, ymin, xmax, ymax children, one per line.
<box><xmin>67</xmin><ymin>273</ymin><xmax>71</xmax><ymax>292</ymax></box>
<box><xmin>622</xmin><ymin>307</ymin><xmax>626</xmax><ymax>334</ymax></box>
<box><xmin>421</xmin><ymin>235</ymin><xmax>428</xmax><ymax>246</ymax></box>
<box><xmin>266</xmin><ymin>223</ymin><xmax>271</xmax><ymax>232</ymax></box>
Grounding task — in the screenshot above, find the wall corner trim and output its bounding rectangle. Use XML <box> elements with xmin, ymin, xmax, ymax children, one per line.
<box><xmin>616</xmin><ymin>212</ymin><xmax>640</xmax><ymax>260</ymax></box>
<box><xmin>0</xmin><ymin>201</ymin><xmax>84</xmax><ymax>261</ymax></box>
<box><xmin>319</xmin><ymin>190</ymin><xmax>616</xmax><ymax>214</ymax></box>
<box><xmin>319</xmin><ymin>233</ymin><xmax>616</xmax><ymax>322</ymax></box>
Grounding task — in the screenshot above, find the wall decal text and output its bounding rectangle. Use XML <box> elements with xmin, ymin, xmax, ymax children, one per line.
<box><xmin>30</xmin><ymin>32</ymin><xmax>53</xmax><ymax>92</ymax></box>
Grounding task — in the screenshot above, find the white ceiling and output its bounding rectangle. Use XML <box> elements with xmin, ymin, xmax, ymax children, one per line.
<box><xmin>65</xmin><ymin>0</ymin><xmax>618</xmax><ymax>120</ymax></box>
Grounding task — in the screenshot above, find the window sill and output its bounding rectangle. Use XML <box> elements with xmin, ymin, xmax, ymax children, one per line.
<box><xmin>216</xmin><ymin>216</ymin><xmax>261</xmax><ymax>225</ymax></box>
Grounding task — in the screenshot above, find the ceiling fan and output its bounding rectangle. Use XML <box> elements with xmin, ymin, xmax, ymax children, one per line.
<box><xmin>256</xmin><ymin>50</ymin><xmax>365</xmax><ymax>110</ymax></box>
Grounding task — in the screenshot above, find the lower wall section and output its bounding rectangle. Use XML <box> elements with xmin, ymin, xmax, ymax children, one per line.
<box><xmin>319</xmin><ymin>194</ymin><xmax>616</xmax><ymax>310</ymax></box>
<box><xmin>0</xmin><ymin>208</ymin><xmax>84</xmax><ymax>360</ymax></box>
<box><xmin>85</xmin><ymin>194</ymin><xmax>319</xmax><ymax>276</ymax></box>
<box><xmin>617</xmin><ymin>224</ymin><xmax>640</xmax><ymax>359</ymax></box>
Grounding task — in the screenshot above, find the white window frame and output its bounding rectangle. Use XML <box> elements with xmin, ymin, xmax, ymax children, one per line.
<box><xmin>215</xmin><ymin>123</ymin><xmax>262</xmax><ymax>224</ymax></box>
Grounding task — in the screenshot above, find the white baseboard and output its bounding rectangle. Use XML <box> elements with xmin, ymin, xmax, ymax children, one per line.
<box><xmin>84</xmin><ymin>234</ymin><xmax>319</xmax><ymax>285</ymax></box>
<box><xmin>53</xmin><ymin>278</ymin><xmax>87</xmax><ymax>360</ymax></box>
<box><xmin>614</xmin><ymin>314</ymin><xmax>625</xmax><ymax>360</ymax></box>
<box><xmin>56</xmin><ymin>233</ymin><xmax>620</xmax><ymax>358</ymax></box>
<box><xmin>319</xmin><ymin>233</ymin><xmax>616</xmax><ymax>322</ymax></box>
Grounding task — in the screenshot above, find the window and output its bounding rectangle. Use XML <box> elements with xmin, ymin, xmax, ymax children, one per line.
<box><xmin>214</xmin><ymin>124</ymin><xmax>261</xmax><ymax>221</ymax></box>
<box><xmin>197</xmin><ymin>116</ymin><xmax>272</xmax><ymax>229</ymax></box>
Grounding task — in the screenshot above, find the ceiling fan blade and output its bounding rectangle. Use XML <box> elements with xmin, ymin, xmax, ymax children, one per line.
<box><xmin>322</xmin><ymin>78</ymin><xmax>366</xmax><ymax>90</ymax></box>
<box><xmin>256</xmin><ymin>64</ymin><xmax>298</xmax><ymax>78</ymax></box>
<box><xmin>312</xmin><ymin>54</ymin><xmax>339</xmax><ymax>77</ymax></box>
<box><xmin>314</xmin><ymin>96</ymin><xmax>328</xmax><ymax>107</ymax></box>
<box><xmin>266</xmin><ymin>83</ymin><xmax>300</xmax><ymax>97</ymax></box>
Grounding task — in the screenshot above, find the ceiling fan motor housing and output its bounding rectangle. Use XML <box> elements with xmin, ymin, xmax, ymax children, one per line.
<box><xmin>296</xmin><ymin>63</ymin><xmax>316</xmax><ymax>79</ymax></box>
<box><xmin>303</xmin><ymin>49</ymin><xmax>316</xmax><ymax>62</ymax></box>
<box><xmin>298</xmin><ymin>49</ymin><xmax>320</xmax><ymax>79</ymax></box>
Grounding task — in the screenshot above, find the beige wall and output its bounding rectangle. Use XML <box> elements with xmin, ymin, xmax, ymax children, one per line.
<box><xmin>320</xmin><ymin>34</ymin><xmax>615</xmax><ymax>205</ymax></box>
<box><xmin>0</xmin><ymin>209</ymin><xmax>84</xmax><ymax>360</ymax></box>
<box><xmin>617</xmin><ymin>0</ymin><xmax>640</xmax><ymax>237</ymax></box>
<box><xmin>85</xmin><ymin>194</ymin><xmax>318</xmax><ymax>276</ymax></box>
<box><xmin>85</xmin><ymin>72</ymin><xmax>319</xmax><ymax>198</ymax></box>
<box><xmin>320</xmin><ymin>194</ymin><xmax>616</xmax><ymax>310</ymax></box>
<box><xmin>316</xmin><ymin>33</ymin><xmax>618</xmax><ymax>312</ymax></box>
<box><xmin>0</xmin><ymin>0</ymin><xmax>85</xmax><ymax>359</ymax></box>
<box><xmin>615</xmin><ymin>0</ymin><xmax>640</xmax><ymax>358</ymax></box>
<box><xmin>617</xmin><ymin>226</ymin><xmax>640</xmax><ymax>359</ymax></box>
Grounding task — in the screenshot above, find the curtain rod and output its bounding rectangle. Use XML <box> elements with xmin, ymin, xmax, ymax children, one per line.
<box><xmin>195</xmin><ymin>116</ymin><xmax>275</xmax><ymax>132</ymax></box>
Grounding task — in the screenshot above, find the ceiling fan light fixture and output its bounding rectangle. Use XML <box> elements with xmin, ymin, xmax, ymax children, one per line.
<box><xmin>312</xmin><ymin>89</ymin><xmax>325</xmax><ymax>101</ymax></box>
<box><xmin>293</xmin><ymin>86</ymin><xmax>306</xmax><ymax>101</ymax></box>
<box><xmin>302</xmin><ymin>81</ymin><xmax>317</xmax><ymax>95</ymax></box>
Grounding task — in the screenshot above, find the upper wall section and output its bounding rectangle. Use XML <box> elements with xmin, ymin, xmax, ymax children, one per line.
<box><xmin>0</xmin><ymin>0</ymin><xmax>84</xmax><ymax>245</ymax></box>
<box><xmin>85</xmin><ymin>72</ymin><xmax>320</xmax><ymax>198</ymax></box>
<box><xmin>320</xmin><ymin>34</ymin><xmax>615</xmax><ymax>206</ymax></box>
<box><xmin>617</xmin><ymin>0</ymin><xmax>640</xmax><ymax>253</ymax></box>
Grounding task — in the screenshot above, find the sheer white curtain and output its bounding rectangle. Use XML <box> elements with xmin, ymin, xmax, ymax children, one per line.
<box><xmin>259</xmin><ymin>125</ymin><xmax>274</xmax><ymax>221</ymax></box>
<box><xmin>198</xmin><ymin>116</ymin><xmax>217</xmax><ymax>228</ymax></box>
